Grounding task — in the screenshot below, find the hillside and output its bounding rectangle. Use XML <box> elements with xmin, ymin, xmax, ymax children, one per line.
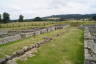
<box><xmin>44</xmin><ymin>14</ymin><xmax>96</xmax><ymax>20</ymax></box>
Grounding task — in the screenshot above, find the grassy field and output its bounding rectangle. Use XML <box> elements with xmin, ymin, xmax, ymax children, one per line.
<box><xmin>16</xmin><ymin>27</ymin><xmax>84</xmax><ymax>64</ymax></box>
<box><xmin>0</xmin><ymin>21</ymin><xmax>56</xmax><ymax>30</ymax></box>
<box><xmin>57</xmin><ymin>20</ymin><xmax>96</xmax><ymax>26</ymax></box>
<box><xmin>0</xmin><ymin>20</ymin><xmax>96</xmax><ymax>30</ymax></box>
<box><xmin>0</xmin><ymin>21</ymin><xmax>85</xmax><ymax>64</ymax></box>
<box><xmin>0</xmin><ymin>27</ymin><xmax>70</xmax><ymax>58</ymax></box>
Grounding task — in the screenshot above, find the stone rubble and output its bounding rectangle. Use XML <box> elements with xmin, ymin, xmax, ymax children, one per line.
<box><xmin>84</xmin><ymin>25</ymin><xmax>96</xmax><ymax>64</ymax></box>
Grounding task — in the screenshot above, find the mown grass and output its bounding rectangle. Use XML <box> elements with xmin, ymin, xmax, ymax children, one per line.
<box><xmin>17</xmin><ymin>27</ymin><xmax>84</xmax><ymax>64</ymax></box>
<box><xmin>0</xmin><ymin>27</ymin><xmax>70</xmax><ymax>58</ymax></box>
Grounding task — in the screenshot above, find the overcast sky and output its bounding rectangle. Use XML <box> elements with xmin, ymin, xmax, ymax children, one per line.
<box><xmin>0</xmin><ymin>0</ymin><xmax>96</xmax><ymax>19</ymax></box>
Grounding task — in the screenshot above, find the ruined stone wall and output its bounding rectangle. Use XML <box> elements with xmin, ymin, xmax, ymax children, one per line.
<box><xmin>84</xmin><ymin>27</ymin><xmax>96</xmax><ymax>64</ymax></box>
<box><xmin>0</xmin><ymin>34</ymin><xmax>21</xmax><ymax>44</ymax></box>
<box><xmin>0</xmin><ymin>37</ymin><xmax>52</xmax><ymax>64</ymax></box>
<box><xmin>0</xmin><ymin>30</ymin><xmax>8</xmax><ymax>35</ymax></box>
<box><xmin>40</xmin><ymin>28</ymin><xmax>48</xmax><ymax>34</ymax></box>
<box><xmin>20</xmin><ymin>32</ymin><xmax>34</xmax><ymax>38</ymax></box>
<box><xmin>0</xmin><ymin>24</ymin><xmax>70</xmax><ymax>64</ymax></box>
<box><xmin>0</xmin><ymin>24</ymin><xmax>70</xmax><ymax>45</ymax></box>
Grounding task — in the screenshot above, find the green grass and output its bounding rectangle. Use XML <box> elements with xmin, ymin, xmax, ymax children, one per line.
<box><xmin>0</xmin><ymin>27</ymin><xmax>70</xmax><ymax>58</ymax></box>
<box><xmin>0</xmin><ymin>20</ymin><xmax>96</xmax><ymax>30</ymax></box>
<box><xmin>0</xmin><ymin>21</ymin><xmax>56</xmax><ymax>30</ymax></box>
<box><xmin>16</xmin><ymin>27</ymin><xmax>84</xmax><ymax>64</ymax></box>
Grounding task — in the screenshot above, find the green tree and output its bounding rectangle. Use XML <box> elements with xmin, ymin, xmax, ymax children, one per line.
<box><xmin>0</xmin><ymin>14</ymin><xmax>1</xmax><ymax>22</ymax></box>
<box><xmin>91</xmin><ymin>16</ymin><xmax>96</xmax><ymax>21</ymax></box>
<box><xmin>3</xmin><ymin>12</ymin><xmax>10</xmax><ymax>23</ymax></box>
<box><xmin>33</xmin><ymin>17</ymin><xmax>42</xmax><ymax>21</ymax></box>
<box><xmin>19</xmin><ymin>15</ymin><xmax>24</xmax><ymax>22</ymax></box>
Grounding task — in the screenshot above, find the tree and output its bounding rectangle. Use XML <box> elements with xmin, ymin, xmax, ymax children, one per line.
<box><xmin>91</xmin><ymin>16</ymin><xmax>96</xmax><ymax>21</ymax></box>
<box><xmin>0</xmin><ymin>14</ymin><xmax>1</xmax><ymax>22</ymax></box>
<box><xmin>19</xmin><ymin>15</ymin><xmax>24</xmax><ymax>22</ymax></box>
<box><xmin>3</xmin><ymin>12</ymin><xmax>10</xmax><ymax>23</ymax></box>
<box><xmin>33</xmin><ymin>17</ymin><xmax>42</xmax><ymax>21</ymax></box>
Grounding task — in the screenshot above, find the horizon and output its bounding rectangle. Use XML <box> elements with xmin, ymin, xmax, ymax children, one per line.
<box><xmin>0</xmin><ymin>0</ymin><xmax>96</xmax><ymax>19</ymax></box>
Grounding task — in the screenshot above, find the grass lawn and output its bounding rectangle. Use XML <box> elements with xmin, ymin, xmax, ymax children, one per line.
<box><xmin>17</xmin><ymin>27</ymin><xmax>84</xmax><ymax>64</ymax></box>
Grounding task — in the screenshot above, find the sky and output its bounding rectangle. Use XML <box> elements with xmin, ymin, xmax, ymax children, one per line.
<box><xmin>0</xmin><ymin>0</ymin><xmax>96</xmax><ymax>19</ymax></box>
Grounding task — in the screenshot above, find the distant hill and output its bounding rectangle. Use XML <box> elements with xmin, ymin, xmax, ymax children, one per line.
<box><xmin>43</xmin><ymin>14</ymin><xmax>96</xmax><ymax>20</ymax></box>
<box><xmin>10</xmin><ymin>14</ymin><xmax>96</xmax><ymax>22</ymax></box>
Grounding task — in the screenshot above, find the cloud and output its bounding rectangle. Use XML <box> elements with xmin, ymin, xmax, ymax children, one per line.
<box><xmin>0</xmin><ymin>0</ymin><xmax>96</xmax><ymax>19</ymax></box>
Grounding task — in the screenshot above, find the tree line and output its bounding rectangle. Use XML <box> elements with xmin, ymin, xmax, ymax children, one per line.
<box><xmin>0</xmin><ymin>12</ymin><xmax>25</xmax><ymax>23</ymax></box>
<box><xmin>1</xmin><ymin>12</ymin><xmax>96</xmax><ymax>23</ymax></box>
<box><xmin>0</xmin><ymin>12</ymin><xmax>43</xmax><ymax>23</ymax></box>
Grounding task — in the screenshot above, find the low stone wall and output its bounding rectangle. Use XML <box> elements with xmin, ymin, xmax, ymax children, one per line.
<box><xmin>0</xmin><ymin>24</ymin><xmax>70</xmax><ymax>45</ymax></box>
<box><xmin>0</xmin><ymin>34</ymin><xmax>21</xmax><ymax>44</ymax></box>
<box><xmin>84</xmin><ymin>27</ymin><xmax>96</xmax><ymax>64</ymax></box>
<box><xmin>0</xmin><ymin>30</ymin><xmax>8</xmax><ymax>35</ymax></box>
<box><xmin>20</xmin><ymin>32</ymin><xmax>34</xmax><ymax>38</ymax></box>
<box><xmin>40</xmin><ymin>28</ymin><xmax>48</xmax><ymax>34</ymax></box>
<box><xmin>0</xmin><ymin>37</ymin><xmax>52</xmax><ymax>64</ymax></box>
